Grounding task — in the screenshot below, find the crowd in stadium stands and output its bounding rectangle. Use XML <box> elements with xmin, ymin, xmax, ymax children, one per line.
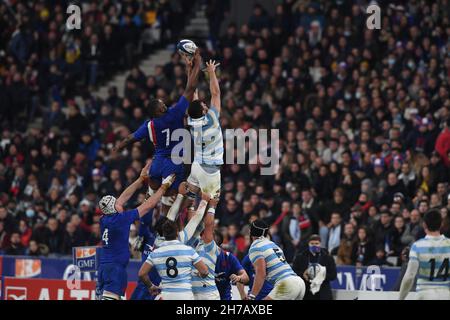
<box><xmin>1</xmin><ymin>0</ymin><xmax>450</xmax><ymax>268</ymax></box>
<box><xmin>0</xmin><ymin>0</ymin><xmax>191</xmax><ymax>128</ymax></box>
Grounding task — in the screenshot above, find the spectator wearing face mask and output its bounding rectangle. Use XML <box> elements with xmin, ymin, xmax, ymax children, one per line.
<box><xmin>292</xmin><ymin>234</ymin><xmax>337</xmax><ymax>300</ymax></box>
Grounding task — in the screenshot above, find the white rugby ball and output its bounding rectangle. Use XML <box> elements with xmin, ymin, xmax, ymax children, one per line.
<box><xmin>177</xmin><ymin>39</ymin><xmax>197</xmax><ymax>57</ymax></box>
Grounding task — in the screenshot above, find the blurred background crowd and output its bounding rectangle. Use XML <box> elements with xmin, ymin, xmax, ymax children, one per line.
<box><xmin>0</xmin><ymin>0</ymin><xmax>450</xmax><ymax>270</ymax></box>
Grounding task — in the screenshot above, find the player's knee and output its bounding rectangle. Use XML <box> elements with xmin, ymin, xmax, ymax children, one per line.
<box><xmin>178</xmin><ymin>182</ymin><xmax>188</xmax><ymax>196</ymax></box>
<box><xmin>145</xmin><ymin>186</ymin><xmax>156</xmax><ymax>200</ymax></box>
<box><xmin>148</xmin><ymin>179</ymin><xmax>160</xmax><ymax>190</ymax></box>
<box><xmin>185</xmin><ymin>182</ymin><xmax>199</xmax><ymax>200</ymax></box>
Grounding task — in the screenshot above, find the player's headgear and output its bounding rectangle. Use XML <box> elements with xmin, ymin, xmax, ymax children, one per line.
<box><xmin>98</xmin><ymin>195</ymin><xmax>117</xmax><ymax>215</ymax></box>
<box><xmin>423</xmin><ymin>209</ymin><xmax>442</xmax><ymax>232</ymax></box>
<box><xmin>250</xmin><ymin>219</ymin><xmax>269</xmax><ymax>238</ymax></box>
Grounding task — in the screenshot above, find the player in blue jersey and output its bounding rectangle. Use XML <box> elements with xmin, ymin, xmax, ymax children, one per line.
<box><xmin>399</xmin><ymin>209</ymin><xmax>450</xmax><ymax>300</ymax></box>
<box><xmin>96</xmin><ymin>161</ymin><xmax>175</xmax><ymax>300</ymax></box>
<box><xmin>138</xmin><ymin>219</ymin><xmax>209</xmax><ymax>300</ymax></box>
<box><xmin>237</xmin><ymin>254</ymin><xmax>274</xmax><ymax>300</ymax></box>
<box><xmin>113</xmin><ymin>50</ymin><xmax>202</xmax><ymax>212</ymax></box>
<box><xmin>247</xmin><ymin>219</ymin><xmax>305</xmax><ymax>300</ymax></box>
<box><xmin>214</xmin><ymin>230</ymin><xmax>249</xmax><ymax>300</ymax></box>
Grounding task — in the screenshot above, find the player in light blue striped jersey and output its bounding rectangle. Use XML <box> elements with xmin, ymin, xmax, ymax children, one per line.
<box><xmin>190</xmin><ymin>193</ymin><xmax>221</xmax><ymax>300</ymax></box>
<box><xmin>399</xmin><ymin>209</ymin><xmax>450</xmax><ymax>300</ymax></box>
<box><xmin>138</xmin><ymin>220</ymin><xmax>209</xmax><ymax>300</ymax></box>
<box><xmin>247</xmin><ymin>219</ymin><xmax>305</xmax><ymax>300</ymax></box>
<box><xmin>186</xmin><ymin>59</ymin><xmax>223</xmax><ymax>197</ymax></box>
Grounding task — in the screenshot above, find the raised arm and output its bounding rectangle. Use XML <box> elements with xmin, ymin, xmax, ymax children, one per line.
<box><xmin>113</xmin><ymin>134</ymin><xmax>139</xmax><ymax>154</ymax></box>
<box><xmin>183</xmin><ymin>49</ymin><xmax>202</xmax><ymax>102</ymax></box>
<box><xmin>205</xmin><ymin>59</ymin><xmax>221</xmax><ymax>113</ymax></box>
<box><xmin>202</xmin><ymin>192</ymin><xmax>218</xmax><ymax>244</ymax></box>
<box><xmin>137</xmin><ymin>174</ymin><xmax>175</xmax><ymax>217</ymax></box>
<box><xmin>115</xmin><ymin>160</ymin><xmax>152</xmax><ymax>212</ymax></box>
<box><xmin>183</xmin><ymin>193</ymin><xmax>209</xmax><ymax>241</ymax></box>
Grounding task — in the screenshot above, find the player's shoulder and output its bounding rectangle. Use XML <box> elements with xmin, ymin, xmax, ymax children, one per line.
<box><xmin>137</xmin><ymin>119</ymin><xmax>150</xmax><ymax>127</ymax></box>
<box><xmin>440</xmin><ymin>236</ymin><xmax>450</xmax><ymax>248</ymax></box>
<box><xmin>249</xmin><ymin>238</ymin><xmax>267</xmax><ymax>251</ymax></box>
<box><xmin>209</xmin><ymin>105</ymin><xmax>220</xmax><ymax>117</ymax></box>
<box><xmin>123</xmin><ymin>207</ymin><xmax>138</xmax><ymax>214</ymax></box>
<box><xmin>177</xmin><ymin>242</ymin><xmax>193</xmax><ymax>250</ymax></box>
<box><xmin>122</xmin><ymin>208</ymin><xmax>139</xmax><ymax>218</ymax></box>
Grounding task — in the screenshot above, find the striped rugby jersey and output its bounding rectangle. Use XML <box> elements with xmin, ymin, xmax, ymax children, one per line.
<box><xmin>249</xmin><ymin>237</ymin><xmax>297</xmax><ymax>285</ymax></box>
<box><xmin>146</xmin><ymin>239</ymin><xmax>201</xmax><ymax>294</ymax></box>
<box><xmin>409</xmin><ymin>235</ymin><xmax>450</xmax><ymax>291</ymax></box>
<box><xmin>188</xmin><ymin>106</ymin><xmax>224</xmax><ymax>166</ymax></box>
<box><xmin>191</xmin><ymin>238</ymin><xmax>220</xmax><ymax>294</ymax></box>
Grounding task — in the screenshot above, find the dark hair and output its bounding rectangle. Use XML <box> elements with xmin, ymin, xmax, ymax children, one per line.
<box><xmin>162</xmin><ymin>220</ymin><xmax>178</xmax><ymax>240</ymax></box>
<box><xmin>154</xmin><ymin>216</ymin><xmax>169</xmax><ymax>236</ymax></box>
<box><xmin>423</xmin><ymin>209</ymin><xmax>442</xmax><ymax>232</ymax></box>
<box><xmin>308</xmin><ymin>234</ymin><xmax>321</xmax><ymax>243</ymax></box>
<box><xmin>250</xmin><ymin>219</ymin><xmax>269</xmax><ymax>238</ymax></box>
<box><xmin>149</xmin><ymin>99</ymin><xmax>161</xmax><ymax>118</ymax></box>
<box><xmin>214</xmin><ymin>229</ymin><xmax>224</xmax><ymax>246</ymax></box>
<box><xmin>188</xmin><ymin>100</ymin><xmax>203</xmax><ymax>119</ymax></box>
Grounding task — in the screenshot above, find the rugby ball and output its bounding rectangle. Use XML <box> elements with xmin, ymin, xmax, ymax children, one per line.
<box><xmin>177</xmin><ymin>39</ymin><xmax>197</xmax><ymax>57</ymax></box>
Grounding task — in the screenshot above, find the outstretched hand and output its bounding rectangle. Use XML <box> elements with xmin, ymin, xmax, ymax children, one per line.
<box><xmin>205</xmin><ymin>59</ymin><xmax>220</xmax><ymax>74</ymax></box>
<box><xmin>140</xmin><ymin>159</ymin><xmax>152</xmax><ymax>183</ymax></box>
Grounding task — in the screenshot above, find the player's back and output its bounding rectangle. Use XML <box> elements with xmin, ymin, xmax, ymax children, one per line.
<box><xmin>99</xmin><ymin>209</ymin><xmax>139</xmax><ymax>266</ymax></box>
<box><xmin>248</xmin><ymin>237</ymin><xmax>297</xmax><ymax>285</ymax></box>
<box><xmin>147</xmin><ymin>239</ymin><xmax>199</xmax><ymax>295</ymax></box>
<box><xmin>189</xmin><ymin>107</ymin><xmax>224</xmax><ymax>165</ymax></box>
<box><xmin>410</xmin><ymin>235</ymin><xmax>450</xmax><ymax>294</ymax></box>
